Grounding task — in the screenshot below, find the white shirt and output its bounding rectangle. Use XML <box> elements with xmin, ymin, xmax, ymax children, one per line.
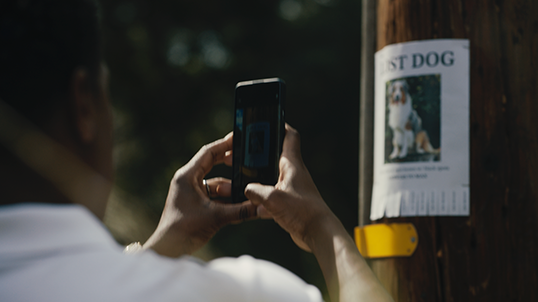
<box><xmin>0</xmin><ymin>203</ymin><xmax>322</xmax><ymax>302</ymax></box>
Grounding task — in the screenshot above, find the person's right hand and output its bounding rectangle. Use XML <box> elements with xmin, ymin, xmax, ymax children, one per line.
<box><xmin>246</xmin><ymin>124</ymin><xmax>394</xmax><ymax>302</ymax></box>
<box><xmin>244</xmin><ymin>124</ymin><xmax>338</xmax><ymax>252</ymax></box>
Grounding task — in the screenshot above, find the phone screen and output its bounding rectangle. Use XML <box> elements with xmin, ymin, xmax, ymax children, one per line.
<box><xmin>232</xmin><ymin>78</ymin><xmax>285</xmax><ymax>203</ymax></box>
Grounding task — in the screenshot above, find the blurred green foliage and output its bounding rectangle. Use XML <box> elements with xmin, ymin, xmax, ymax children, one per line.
<box><xmin>102</xmin><ymin>0</ymin><xmax>360</xmax><ymax>298</ymax></box>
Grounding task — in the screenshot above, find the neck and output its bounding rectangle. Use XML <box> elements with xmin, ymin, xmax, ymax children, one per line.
<box><xmin>0</xmin><ymin>146</ymin><xmax>71</xmax><ymax>206</ymax></box>
<box><xmin>0</xmin><ymin>103</ymin><xmax>111</xmax><ymax>219</ymax></box>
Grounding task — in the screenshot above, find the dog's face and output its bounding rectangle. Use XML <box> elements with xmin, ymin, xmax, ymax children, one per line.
<box><xmin>389</xmin><ymin>80</ymin><xmax>409</xmax><ymax>106</ymax></box>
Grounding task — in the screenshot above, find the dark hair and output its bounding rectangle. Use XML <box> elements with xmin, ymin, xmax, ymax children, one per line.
<box><xmin>0</xmin><ymin>0</ymin><xmax>102</xmax><ymax>126</ymax></box>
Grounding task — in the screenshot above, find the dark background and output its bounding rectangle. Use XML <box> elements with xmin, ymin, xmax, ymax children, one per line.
<box><xmin>101</xmin><ymin>0</ymin><xmax>361</xmax><ymax>299</ymax></box>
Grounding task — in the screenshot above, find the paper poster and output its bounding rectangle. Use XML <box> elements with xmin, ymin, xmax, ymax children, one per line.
<box><xmin>370</xmin><ymin>39</ymin><xmax>470</xmax><ymax>220</ymax></box>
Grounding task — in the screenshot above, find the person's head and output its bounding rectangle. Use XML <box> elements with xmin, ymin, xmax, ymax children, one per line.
<box><xmin>0</xmin><ymin>0</ymin><xmax>113</xmax><ymax>217</ymax></box>
<box><xmin>0</xmin><ymin>0</ymin><xmax>103</xmax><ymax>126</ymax></box>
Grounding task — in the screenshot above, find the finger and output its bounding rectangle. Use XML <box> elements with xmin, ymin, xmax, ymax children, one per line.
<box><xmin>204</xmin><ymin>177</ymin><xmax>231</xmax><ymax>197</ymax></box>
<box><xmin>188</xmin><ymin>133</ymin><xmax>234</xmax><ymax>179</ymax></box>
<box><xmin>216</xmin><ymin>181</ymin><xmax>231</xmax><ymax>197</ymax></box>
<box><xmin>223</xmin><ymin>150</ymin><xmax>233</xmax><ymax>167</ymax></box>
<box><xmin>215</xmin><ymin>200</ymin><xmax>258</xmax><ymax>225</ymax></box>
<box><xmin>281</xmin><ymin>124</ymin><xmax>303</xmax><ymax>164</ymax></box>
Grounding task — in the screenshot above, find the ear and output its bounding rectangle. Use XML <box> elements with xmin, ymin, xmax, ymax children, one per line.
<box><xmin>70</xmin><ymin>68</ymin><xmax>98</xmax><ymax>144</ymax></box>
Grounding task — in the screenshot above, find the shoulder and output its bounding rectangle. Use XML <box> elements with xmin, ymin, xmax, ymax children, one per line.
<box><xmin>1</xmin><ymin>246</ymin><xmax>320</xmax><ymax>302</ymax></box>
<box><xmin>4</xmin><ymin>249</ymin><xmax>322</xmax><ymax>302</ymax></box>
<box><xmin>208</xmin><ymin>255</ymin><xmax>322</xmax><ymax>302</ymax></box>
<box><xmin>116</xmin><ymin>253</ymin><xmax>323</xmax><ymax>302</ymax></box>
<box><xmin>105</xmin><ymin>252</ymin><xmax>323</xmax><ymax>302</ymax></box>
<box><xmin>0</xmin><ymin>203</ymin><xmax>322</xmax><ymax>301</ymax></box>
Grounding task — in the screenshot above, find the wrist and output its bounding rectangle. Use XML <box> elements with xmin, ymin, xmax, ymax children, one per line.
<box><xmin>143</xmin><ymin>228</ymin><xmax>194</xmax><ymax>258</ymax></box>
<box><xmin>304</xmin><ymin>213</ymin><xmax>348</xmax><ymax>255</ymax></box>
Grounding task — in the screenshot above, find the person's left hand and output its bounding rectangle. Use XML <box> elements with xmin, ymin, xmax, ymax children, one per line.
<box><xmin>143</xmin><ymin>133</ymin><xmax>258</xmax><ymax>258</ymax></box>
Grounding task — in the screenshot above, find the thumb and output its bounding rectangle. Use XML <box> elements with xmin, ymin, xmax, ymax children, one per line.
<box><xmin>244</xmin><ymin>183</ymin><xmax>274</xmax><ymax>206</ymax></box>
<box><xmin>256</xmin><ymin>205</ymin><xmax>272</xmax><ymax>219</ymax></box>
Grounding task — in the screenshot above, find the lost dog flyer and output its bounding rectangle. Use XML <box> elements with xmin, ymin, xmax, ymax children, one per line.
<box><xmin>370</xmin><ymin>39</ymin><xmax>470</xmax><ymax>220</ymax></box>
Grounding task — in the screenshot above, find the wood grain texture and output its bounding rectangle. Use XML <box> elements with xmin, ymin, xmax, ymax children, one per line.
<box><xmin>371</xmin><ymin>0</ymin><xmax>538</xmax><ymax>301</ymax></box>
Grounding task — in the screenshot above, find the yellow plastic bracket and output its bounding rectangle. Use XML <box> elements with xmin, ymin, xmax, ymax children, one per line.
<box><xmin>354</xmin><ymin>223</ymin><xmax>418</xmax><ymax>259</ymax></box>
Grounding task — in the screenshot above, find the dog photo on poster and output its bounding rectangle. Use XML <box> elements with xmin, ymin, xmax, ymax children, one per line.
<box><xmin>370</xmin><ymin>39</ymin><xmax>470</xmax><ymax>220</ymax></box>
<box><xmin>385</xmin><ymin>75</ymin><xmax>441</xmax><ymax>163</ymax></box>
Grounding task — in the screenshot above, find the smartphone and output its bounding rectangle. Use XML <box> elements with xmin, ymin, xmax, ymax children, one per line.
<box><xmin>232</xmin><ymin>78</ymin><xmax>285</xmax><ymax>203</ymax></box>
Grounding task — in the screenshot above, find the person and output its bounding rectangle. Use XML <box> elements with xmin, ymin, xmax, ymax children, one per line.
<box><xmin>0</xmin><ymin>1</ymin><xmax>394</xmax><ymax>301</ymax></box>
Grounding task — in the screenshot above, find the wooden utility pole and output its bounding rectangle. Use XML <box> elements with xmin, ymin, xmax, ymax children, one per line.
<box><xmin>360</xmin><ymin>0</ymin><xmax>538</xmax><ymax>301</ymax></box>
<box><xmin>358</xmin><ymin>0</ymin><xmax>376</xmax><ymax>227</ymax></box>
